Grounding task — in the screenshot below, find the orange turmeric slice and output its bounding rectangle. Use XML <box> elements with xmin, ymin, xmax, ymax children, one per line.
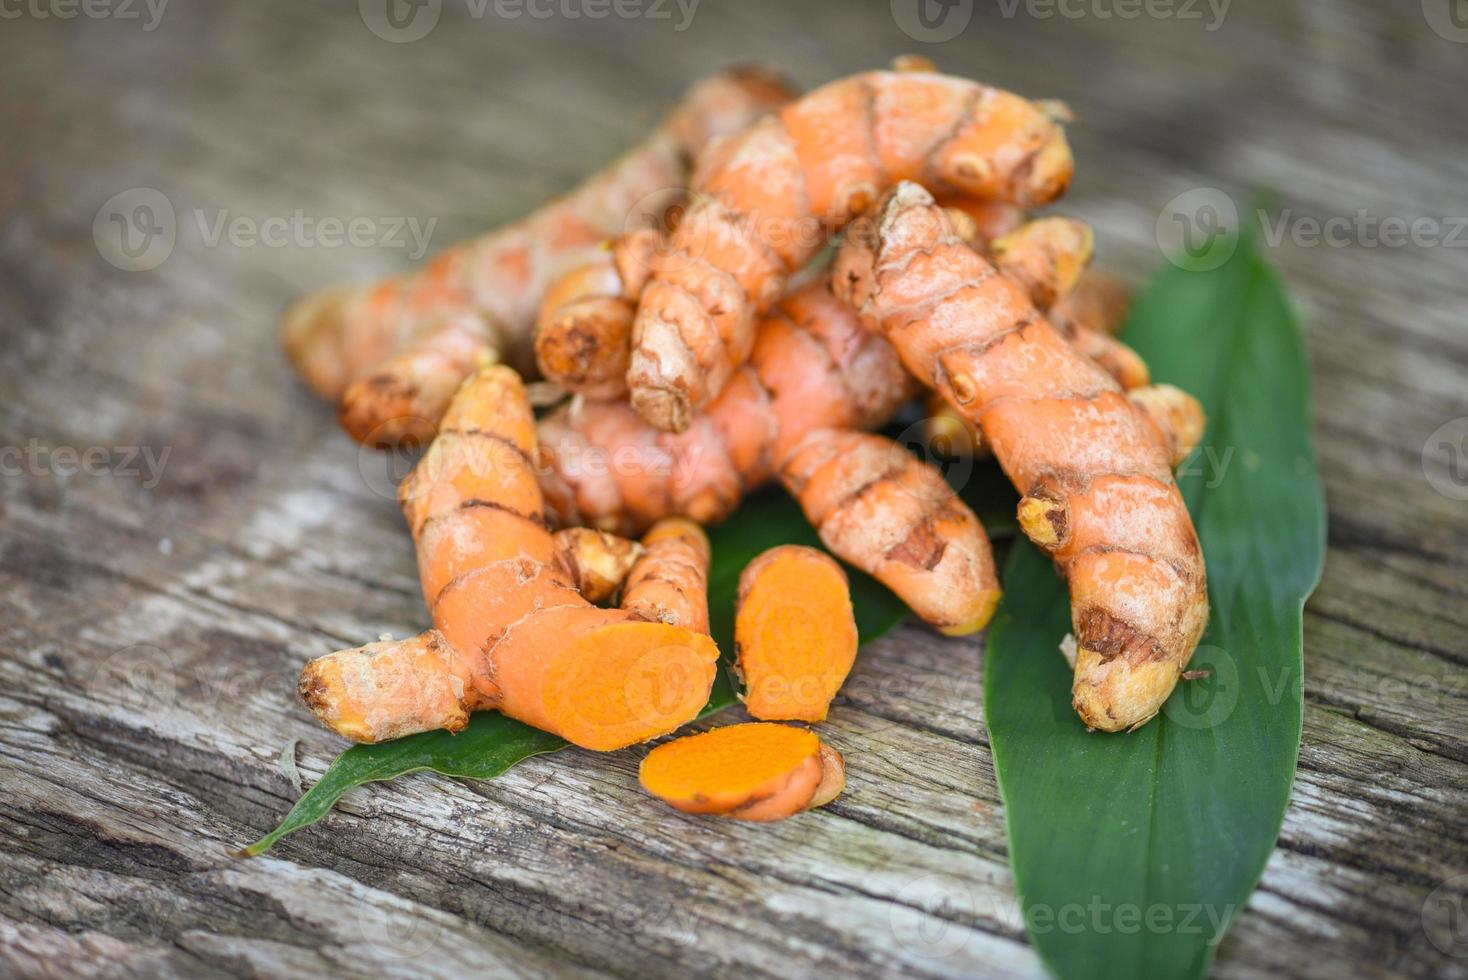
<box><xmin>735</xmin><ymin>546</ymin><xmax>857</xmax><ymax>722</ymax></box>
<box><xmin>639</xmin><ymin>723</ymin><xmax>844</xmax><ymax>821</ymax></box>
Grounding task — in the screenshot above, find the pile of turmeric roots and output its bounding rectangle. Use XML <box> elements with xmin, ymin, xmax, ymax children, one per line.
<box><xmin>285</xmin><ymin>61</ymin><xmax>1208</xmax><ymax>822</ymax></box>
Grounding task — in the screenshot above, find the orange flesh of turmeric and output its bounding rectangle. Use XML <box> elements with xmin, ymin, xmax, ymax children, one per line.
<box><xmin>639</xmin><ymin>723</ymin><xmax>844</xmax><ymax>821</ymax></box>
<box><xmin>735</xmin><ymin>546</ymin><xmax>858</xmax><ymax>722</ymax></box>
<box><xmin>299</xmin><ymin>367</ymin><xmax>719</xmax><ymax>751</ymax></box>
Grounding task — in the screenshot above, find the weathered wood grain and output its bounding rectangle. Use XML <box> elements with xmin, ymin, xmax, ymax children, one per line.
<box><xmin>2</xmin><ymin>1</ymin><xmax>1466</xmax><ymax>977</ymax></box>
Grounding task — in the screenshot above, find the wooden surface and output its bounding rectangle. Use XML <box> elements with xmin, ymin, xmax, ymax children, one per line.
<box><xmin>2</xmin><ymin>2</ymin><xmax>1467</xmax><ymax>977</ymax></box>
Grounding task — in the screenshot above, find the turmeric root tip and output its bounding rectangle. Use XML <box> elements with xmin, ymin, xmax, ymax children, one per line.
<box><xmin>639</xmin><ymin>723</ymin><xmax>844</xmax><ymax>821</ymax></box>
<box><xmin>735</xmin><ymin>545</ymin><xmax>858</xmax><ymax>722</ymax></box>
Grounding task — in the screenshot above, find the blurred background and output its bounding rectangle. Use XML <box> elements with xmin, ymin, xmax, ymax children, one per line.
<box><xmin>3</xmin><ymin>2</ymin><xmax>1466</xmax><ymax>977</ymax></box>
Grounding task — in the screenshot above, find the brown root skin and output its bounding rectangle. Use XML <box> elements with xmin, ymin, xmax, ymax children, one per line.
<box><xmin>1050</xmin><ymin>269</ymin><xmax>1132</xmax><ymax>338</ymax></box>
<box><xmin>1128</xmin><ymin>383</ymin><xmax>1206</xmax><ymax>467</ymax></box>
<box><xmin>622</xmin><ymin>517</ymin><xmax>712</xmax><ymax>632</ymax></box>
<box><xmin>282</xmin><ymin>68</ymin><xmax>793</xmax><ymax>437</ymax></box>
<box><xmin>532</xmin><ymin>230</ymin><xmax>662</xmax><ymax>401</ymax></box>
<box><xmin>625</xmin><ymin>68</ymin><xmax>1073</xmax><ymax>432</ymax></box>
<box><xmin>552</xmin><ymin>527</ymin><xmax>643</xmax><ymax>603</ymax></box>
<box><xmin>779</xmin><ymin>429</ymin><xmax>1001</xmax><ymax>635</ymax></box>
<box><xmin>990</xmin><ymin>216</ymin><xmax>1093</xmax><ymax>310</ymax></box>
<box><xmin>298</xmin><ymin>367</ymin><xmax>720</xmax><ymax>751</ymax></box>
<box><xmin>735</xmin><ymin>545</ymin><xmax>858</xmax><ymax>722</ymax></box>
<box><xmin>638</xmin><ymin>723</ymin><xmax>844</xmax><ymax>821</ymax></box>
<box><xmin>834</xmin><ymin>182</ymin><xmax>1207</xmax><ymax>733</ymax></box>
<box><xmin>338</xmin><ymin>315</ymin><xmax>499</xmax><ymax>447</ymax></box>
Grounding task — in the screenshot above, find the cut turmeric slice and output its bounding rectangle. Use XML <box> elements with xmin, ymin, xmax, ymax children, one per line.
<box><xmin>639</xmin><ymin>723</ymin><xmax>845</xmax><ymax>821</ymax></box>
<box><xmin>735</xmin><ymin>546</ymin><xmax>858</xmax><ymax>722</ymax></box>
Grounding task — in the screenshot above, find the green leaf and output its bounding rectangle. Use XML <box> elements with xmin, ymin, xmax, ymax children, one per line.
<box><xmin>244</xmin><ymin>486</ymin><xmax>909</xmax><ymax>856</ymax></box>
<box><xmin>985</xmin><ymin>232</ymin><xmax>1326</xmax><ymax>979</ymax></box>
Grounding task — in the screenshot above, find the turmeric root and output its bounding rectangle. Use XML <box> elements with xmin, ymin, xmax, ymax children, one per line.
<box><xmin>298</xmin><ymin>367</ymin><xmax>719</xmax><ymax>750</ymax></box>
<box><xmin>535</xmin><ymin>203</ymin><xmax>1095</xmax><ymax>528</ymax></box>
<box><xmin>537</xmin><ymin>277</ymin><xmax>914</xmax><ymax>533</ymax></box>
<box><xmin>552</xmin><ymin>527</ymin><xmax>643</xmax><ymax>603</ymax></box>
<box><xmin>926</xmin><ymin>381</ymin><xmax>1201</xmax><ymax>463</ymax></box>
<box><xmin>282</xmin><ymin>67</ymin><xmax>792</xmax><ymax>446</ymax></box>
<box><xmin>534</xmin><ymin>200</ymin><xmax>995</xmax><ymax>404</ymax></box>
<box><xmin>735</xmin><ymin>546</ymin><xmax>858</xmax><ymax>721</ymax></box>
<box><xmin>621</xmin><ymin>517</ymin><xmax>711</xmax><ymax>632</ymax></box>
<box><xmin>779</xmin><ymin>430</ymin><xmax>1001</xmax><ymax>635</ymax></box>
<box><xmin>626</xmin><ymin>68</ymin><xmax>1074</xmax><ymax>432</ymax></box>
<box><xmin>532</xmin><ymin>230</ymin><xmax>663</xmax><ymax>401</ymax></box>
<box><xmin>834</xmin><ymin>183</ymin><xmax>1208</xmax><ymax>731</ymax></box>
<box><xmin>538</xmin><ymin>284</ymin><xmax>1000</xmax><ymax>631</ymax></box>
<box><xmin>1050</xmin><ymin>269</ymin><xmax>1132</xmax><ymax>338</ymax></box>
<box><xmin>925</xmin><ymin>228</ymin><xmax>1145</xmax><ymax>459</ymax></box>
<box><xmin>639</xmin><ymin>722</ymin><xmax>844</xmax><ymax>820</ymax></box>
